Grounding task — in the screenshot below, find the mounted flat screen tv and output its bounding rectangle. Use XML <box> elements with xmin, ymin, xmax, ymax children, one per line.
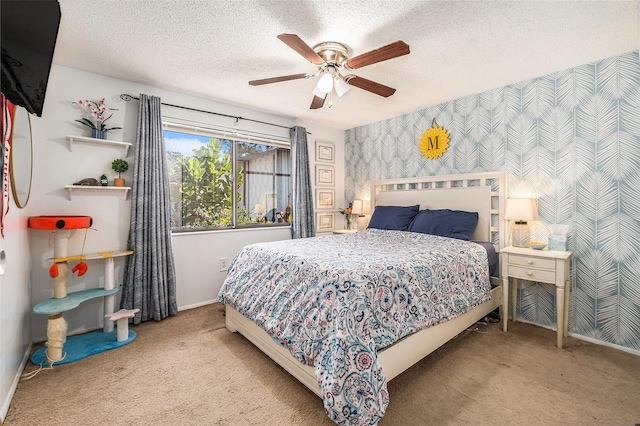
<box><xmin>1</xmin><ymin>0</ymin><xmax>61</xmax><ymax>117</ymax></box>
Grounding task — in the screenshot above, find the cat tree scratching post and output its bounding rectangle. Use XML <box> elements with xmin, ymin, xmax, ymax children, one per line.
<box><xmin>28</xmin><ymin>215</ymin><xmax>137</xmax><ymax>366</ymax></box>
<box><xmin>29</xmin><ymin>216</ymin><xmax>92</xmax><ymax>363</ymax></box>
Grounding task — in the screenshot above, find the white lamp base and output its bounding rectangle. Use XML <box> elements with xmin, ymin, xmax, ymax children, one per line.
<box><xmin>512</xmin><ymin>222</ymin><xmax>530</xmax><ymax>247</ymax></box>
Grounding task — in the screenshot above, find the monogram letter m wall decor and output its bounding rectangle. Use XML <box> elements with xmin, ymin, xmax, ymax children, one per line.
<box><xmin>419</xmin><ymin>118</ymin><xmax>450</xmax><ymax>160</ymax></box>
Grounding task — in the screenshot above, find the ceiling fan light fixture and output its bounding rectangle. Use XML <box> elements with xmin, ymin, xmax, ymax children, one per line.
<box><xmin>317</xmin><ymin>72</ymin><xmax>334</xmax><ymax>93</ymax></box>
<box><xmin>334</xmin><ymin>77</ymin><xmax>351</xmax><ymax>97</ymax></box>
<box><xmin>250</xmin><ymin>34</ymin><xmax>410</xmax><ymax>110</ymax></box>
<box><xmin>312</xmin><ymin>85</ymin><xmax>325</xmax><ymax>99</ymax></box>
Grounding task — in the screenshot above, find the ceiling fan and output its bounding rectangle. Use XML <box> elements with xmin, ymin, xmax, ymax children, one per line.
<box><xmin>249</xmin><ymin>34</ymin><xmax>410</xmax><ymax>109</ymax></box>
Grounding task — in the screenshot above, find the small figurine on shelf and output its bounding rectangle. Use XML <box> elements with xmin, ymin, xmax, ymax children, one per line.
<box><xmin>100</xmin><ymin>174</ymin><xmax>108</xmax><ymax>186</ymax></box>
<box><xmin>112</xmin><ymin>159</ymin><xmax>128</xmax><ymax>187</ymax></box>
<box><xmin>73</xmin><ymin>178</ymin><xmax>100</xmax><ymax>186</ymax></box>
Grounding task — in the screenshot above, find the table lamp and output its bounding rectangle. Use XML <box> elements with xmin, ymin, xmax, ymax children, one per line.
<box><xmin>351</xmin><ymin>199</ymin><xmax>371</xmax><ymax>230</ymax></box>
<box><xmin>505</xmin><ymin>198</ymin><xmax>539</xmax><ymax>247</ymax></box>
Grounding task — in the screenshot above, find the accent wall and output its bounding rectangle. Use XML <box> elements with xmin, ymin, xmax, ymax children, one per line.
<box><xmin>345</xmin><ymin>51</ymin><xmax>640</xmax><ymax>352</ymax></box>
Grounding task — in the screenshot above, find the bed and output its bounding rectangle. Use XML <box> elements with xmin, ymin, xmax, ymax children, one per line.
<box><xmin>218</xmin><ymin>171</ymin><xmax>507</xmax><ymax>425</ymax></box>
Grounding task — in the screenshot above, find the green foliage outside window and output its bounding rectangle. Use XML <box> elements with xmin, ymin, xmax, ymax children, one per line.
<box><xmin>167</xmin><ymin>138</ymin><xmax>250</xmax><ymax>229</ymax></box>
<box><xmin>166</xmin><ymin>131</ymin><xmax>290</xmax><ymax>232</ymax></box>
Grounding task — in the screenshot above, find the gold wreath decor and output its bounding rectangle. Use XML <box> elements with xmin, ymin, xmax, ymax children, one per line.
<box><xmin>419</xmin><ymin>123</ymin><xmax>450</xmax><ymax>160</ymax></box>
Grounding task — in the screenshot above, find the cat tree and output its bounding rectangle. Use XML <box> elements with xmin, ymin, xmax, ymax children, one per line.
<box><xmin>28</xmin><ymin>215</ymin><xmax>137</xmax><ymax>365</ymax></box>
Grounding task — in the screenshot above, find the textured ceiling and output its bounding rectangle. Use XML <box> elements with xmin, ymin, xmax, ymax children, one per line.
<box><xmin>53</xmin><ymin>0</ymin><xmax>639</xmax><ymax>130</ymax></box>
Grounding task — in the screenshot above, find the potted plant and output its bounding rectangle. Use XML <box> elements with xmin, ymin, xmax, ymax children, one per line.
<box><xmin>73</xmin><ymin>98</ymin><xmax>122</xmax><ymax>139</ymax></box>
<box><xmin>112</xmin><ymin>159</ymin><xmax>129</xmax><ymax>187</ymax></box>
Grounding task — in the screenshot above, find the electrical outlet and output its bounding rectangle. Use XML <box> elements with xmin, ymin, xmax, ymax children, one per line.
<box><xmin>219</xmin><ymin>257</ymin><xmax>229</xmax><ymax>272</ymax></box>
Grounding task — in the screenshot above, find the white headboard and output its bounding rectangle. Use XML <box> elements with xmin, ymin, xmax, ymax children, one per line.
<box><xmin>372</xmin><ymin>171</ymin><xmax>507</xmax><ymax>250</ymax></box>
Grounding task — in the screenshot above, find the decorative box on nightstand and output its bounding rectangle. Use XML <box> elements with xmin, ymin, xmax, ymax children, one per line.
<box><xmin>500</xmin><ymin>246</ymin><xmax>573</xmax><ymax>349</ymax></box>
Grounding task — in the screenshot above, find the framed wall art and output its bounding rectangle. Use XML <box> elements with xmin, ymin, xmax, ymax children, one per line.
<box><xmin>316</xmin><ymin>212</ymin><xmax>334</xmax><ymax>232</ymax></box>
<box><xmin>315</xmin><ymin>164</ymin><xmax>335</xmax><ymax>186</ymax></box>
<box><xmin>315</xmin><ymin>140</ymin><xmax>334</xmax><ymax>163</ymax></box>
<box><xmin>315</xmin><ymin>188</ymin><xmax>335</xmax><ymax>210</ymax></box>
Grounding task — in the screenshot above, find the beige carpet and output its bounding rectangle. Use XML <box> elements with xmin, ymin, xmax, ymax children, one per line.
<box><xmin>5</xmin><ymin>303</ymin><xmax>640</xmax><ymax>426</ymax></box>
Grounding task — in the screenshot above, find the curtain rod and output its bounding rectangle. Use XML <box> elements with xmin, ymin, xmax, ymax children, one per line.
<box><xmin>119</xmin><ymin>94</ymin><xmax>310</xmax><ymax>134</ymax></box>
<box><xmin>163</xmin><ymin>121</ymin><xmax>290</xmax><ymax>148</ymax></box>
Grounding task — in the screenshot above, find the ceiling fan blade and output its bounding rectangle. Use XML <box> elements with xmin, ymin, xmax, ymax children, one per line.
<box><xmin>347</xmin><ymin>76</ymin><xmax>396</xmax><ymax>97</ymax></box>
<box><xmin>277</xmin><ymin>33</ymin><xmax>324</xmax><ymax>65</ymax></box>
<box><xmin>310</xmin><ymin>95</ymin><xmax>326</xmax><ymax>109</ymax></box>
<box><xmin>249</xmin><ymin>73</ymin><xmax>308</xmax><ymax>86</ymax></box>
<box><xmin>346</xmin><ymin>41</ymin><xmax>410</xmax><ymax>69</ymax></box>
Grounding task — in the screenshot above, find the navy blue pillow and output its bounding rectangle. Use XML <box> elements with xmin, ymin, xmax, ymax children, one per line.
<box><xmin>407</xmin><ymin>209</ymin><xmax>479</xmax><ymax>241</ymax></box>
<box><xmin>367</xmin><ymin>205</ymin><xmax>420</xmax><ymax>231</ymax></box>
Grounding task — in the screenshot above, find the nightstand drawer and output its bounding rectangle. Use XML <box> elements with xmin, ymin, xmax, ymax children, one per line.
<box><xmin>508</xmin><ymin>265</ymin><xmax>556</xmax><ymax>282</ymax></box>
<box><xmin>508</xmin><ymin>254</ymin><xmax>556</xmax><ymax>270</ymax></box>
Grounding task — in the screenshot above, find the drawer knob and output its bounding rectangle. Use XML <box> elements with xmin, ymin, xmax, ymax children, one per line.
<box><xmin>527</xmin><ymin>260</ymin><xmax>534</xmax><ymax>265</ymax></box>
<box><xmin>526</xmin><ymin>270</ymin><xmax>533</xmax><ymax>276</ymax></box>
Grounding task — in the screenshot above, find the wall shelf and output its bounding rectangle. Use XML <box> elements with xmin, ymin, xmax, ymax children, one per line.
<box><xmin>64</xmin><ymin>185</ymin><xmax>130</xmax><ymax>201</ymax></box>
<box><xmin>66</xmin><ymin>135</ymin><xmax>132</xmax><ymax>157</ymax></box>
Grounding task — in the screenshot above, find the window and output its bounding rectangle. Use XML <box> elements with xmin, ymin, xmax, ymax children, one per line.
<box><xmin>164</xmin><ymin>128</ymin><xmax>291</xmax><ymax>232</ymax></box>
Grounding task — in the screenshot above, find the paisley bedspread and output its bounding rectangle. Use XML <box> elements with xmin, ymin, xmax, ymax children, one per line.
<box><xmin>217</xmin><ymin>228</ymin><xmax>491</xmax><ymax>425</ymax></box>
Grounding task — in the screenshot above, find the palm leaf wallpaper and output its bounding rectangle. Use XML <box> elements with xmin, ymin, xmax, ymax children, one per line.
<box><xmin>345</xmin><ymin>51</ymin><xmax>640</xmax><ymax>352</ymax></box>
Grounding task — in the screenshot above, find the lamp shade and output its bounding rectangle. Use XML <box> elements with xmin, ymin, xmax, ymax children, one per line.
<box><xmin>312</xmin><ymin>85</ymin><xmax>326</xmax><ymax>99</ymax></box>
<box><xmin>351</xmin><ymin>200</ymin><xmax>363</xmax><ymax>216</ymax></box>
<box><xmin>505</xmin><ymin>198</ymin><xmax>539</xmax><ymax>221</ymax></box>
<box><xmin>351</xmin><ymin>200</ymin><xmax>371</xmax><ymax>216</ymax></box>
<box><xmin>334</xmin><ymin>77</ymin><xmax>351</xmax><ymax>97</ymax></box>
<box><xmin>317</xmin><ymin>73</ymin><xmax>334</xmax><ymax>93</ymax></box>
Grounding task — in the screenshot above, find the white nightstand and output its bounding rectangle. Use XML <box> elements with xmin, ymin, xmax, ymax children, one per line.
<box><xmin>332</xmin><ymin>229</ymin><xmax>357</xmax><ymax>234</ymax></box>
<box><xmin>500</xmin><ymin>246</ymin><xmax>573</xmax><ymax>349</ymax></box>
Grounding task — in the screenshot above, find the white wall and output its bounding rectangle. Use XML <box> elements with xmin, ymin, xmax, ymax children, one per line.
<box><xmin>173</xmin><ymin>227</ymin><xmax>291</xmax><ymax>307</ymax></box>
<box><xmin>300</xmin><ymin>122</ymin><xmax>346</xmax><ymax>234</ymax></box>
<box><xmin>26</xmin><ymin>65</ymin><xmax>345</xmax><ymax>342</ymax></box>
<box><xmin>0</xmin><ymin>178</ymin><xmax>33</xmax><ymax>421</ymax></box>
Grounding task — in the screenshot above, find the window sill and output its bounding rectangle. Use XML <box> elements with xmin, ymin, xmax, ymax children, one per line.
<box><xmin>171</xmin><ymin>225</ymin><xmax>290</xmax><ymax>237</ymax></box>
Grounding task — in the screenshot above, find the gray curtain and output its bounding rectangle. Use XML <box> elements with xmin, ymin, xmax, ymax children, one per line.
<box><xmin>290</xmin><ymin>126</ymin><xmax>314</xmax><ymax>239</ymax></box>
<box><xmin>121</xmin><ymin>94</ymin><xmax>178</xmax><ymax>324</ymax></box>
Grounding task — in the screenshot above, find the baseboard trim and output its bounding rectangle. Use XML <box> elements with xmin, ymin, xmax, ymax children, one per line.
<box><xmin>1</xmin><ymin>342</ymin><xmax>32</xmax><ymax>422</ymax></box>
<box><xmin>568</xmin><ymin>332</ymin><xmax>640</xmax><ymax>357</ymax></box>
<box><xmin>513</xmin><ymin>318</ymin><xmax>640</xmax><ymax>357</ymax></box>
<box><xmin>178</xmin><ymin>300</ymin><xmax>216</xmax><ymax>312</ymax></box>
